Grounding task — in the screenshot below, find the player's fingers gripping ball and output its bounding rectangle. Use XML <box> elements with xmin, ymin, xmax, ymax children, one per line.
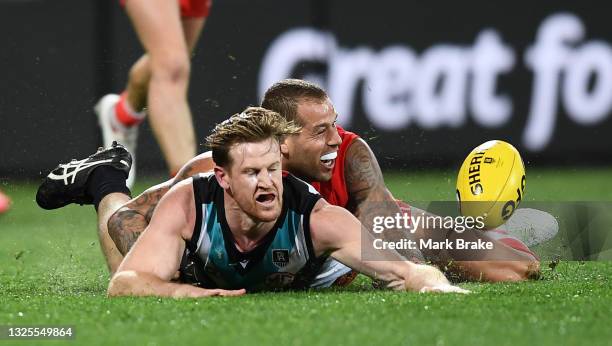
<box><xmin>456</xmin><ymin>140</ymin><xmax>526</xmax><ymax>229</ymax></box>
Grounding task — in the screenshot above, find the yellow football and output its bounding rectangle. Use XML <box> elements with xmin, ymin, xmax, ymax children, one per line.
<box><xmin>456</xmin><ymin>140</ymin><xmax>526</xmax><ymax>229</ymax></box>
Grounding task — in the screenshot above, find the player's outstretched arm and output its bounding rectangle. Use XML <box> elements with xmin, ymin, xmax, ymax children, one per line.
<box><xmin>344</xmin><ymin>139</ymin><xmax>423</xmax><ymax>262</ymax></box>
<box><xmin>343</xmin><ymin>140</ymin><xmax>539</xmax><ymax>281</ymax></box>
<box><xmin>107</xmin><ymin>179</ymin><xmax>245</xmax><ymax>298</ymax></box>
<box><xmin>309</xmin><ymin>200</ymin><xmax>469</xmax><ymax>294</ymax></box>
<box><xmin>108</xmin><ymin>151</ymin><xmax>215</xmax><ymax>255</ymax></box>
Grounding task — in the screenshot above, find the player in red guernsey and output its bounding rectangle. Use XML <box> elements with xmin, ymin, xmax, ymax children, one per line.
<box><xmin>270</xmin><ymin>81</ymin><xmax>538</xmax><ymax>275</ymax></box>
<box><xmin>309</xmin><ymin>125</ymin><xmax>357</xmax><ymax>208</ymax></box>
<box><xmin>119</xmin><ymin>0</ymin><xmax>211</xmax><ymax>18</ymax></box>
<box><xmin>91</xmin><ymin>79</ymin><xmax>545</xmax><ymax>283</ymax></box>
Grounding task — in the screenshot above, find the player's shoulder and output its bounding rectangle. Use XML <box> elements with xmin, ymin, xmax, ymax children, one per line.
<box><xmin>336</xmin><ymin>125</ymin><xmax>359</xmax><ymax>140</ymax></box>
<box><xmin>191</xmin><ymin>171</ymin><xmax>219</xmax><ymax>204</ymax></box>
<box><xmin>343</xmin><ymin>137</ymin><xmax>381</xmax><ymax>171</ymax></box>
<box><xmin>283</xmin><ymin>171</ymin><xmax>319</xmax><ymax>195</ymax></box>
<box><xmin>282</xmin><ymin>172</ymin><xmax>321</xmax><ymax>213</ymax></box>
<box><xmin>345</xmin><ymin>137</ymin><xmax>371</xmax><ymax>155</ymax></box>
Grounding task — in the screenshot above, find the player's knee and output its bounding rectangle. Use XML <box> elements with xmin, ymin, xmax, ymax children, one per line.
<box><xmin>152</xmin><ymin>55</ymin><xmax>190</xmax><ymax>86</ymax></box>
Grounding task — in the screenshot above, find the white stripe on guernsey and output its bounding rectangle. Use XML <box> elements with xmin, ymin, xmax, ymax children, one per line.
<box><xmin>293</xmin><ymin>233</ymin><xmax>300</xmax><ymax>257</ymax></box>
<box><xmin>195</xmin><ymin>204</ymin><xmax>209</xmax><ymax>254</ymax></box>
<box><xmin>294</xmin><ymin>214</ymin><xmax>309</xmax><ymax>261</ymax></box>
<box><xmin>289</xmin><ymin>174</ymin><xmax>320</xmax><ymax>196</ymax></box>
<box><xmin>315</xmin><ymin>259</ymin><xmax>350</xmax><ymax>279</ymax></box>
<box><xmin>196</xmin><ymin>172</ymin><xmax>214</xmax><ymax>179</ymax></box>
<box><xmin>307</xmin><ymin>183</ymin><xmax>319</xmax><ymax>195</ymax></box>
<box><xmin>310</xmin><ymin>258</ymin><xmax>352</xmax><ymax>288</ymax></box>
<box><xmin>48</xmin><ymin>158</ymin><xmax>115</xmax><ymax>185</ymax></box>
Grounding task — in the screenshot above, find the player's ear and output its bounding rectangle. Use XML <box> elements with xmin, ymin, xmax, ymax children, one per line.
<box><xmin>214</xmin><ymin>165</ymin><xmax>230</xmax><ymax>190</ymax></box>
<box><xmin>280</xmin><ymin>135</ymin><xmax>292</xmax><ymax>156</ymax></box>
<box><xmin>280</xmin><ymin>141</ymin><xmax>290</xmax><ymax>155</ymax></box>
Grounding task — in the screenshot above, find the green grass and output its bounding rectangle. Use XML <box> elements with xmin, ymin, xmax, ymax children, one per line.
<box><xmin>1</xmin><ymin>168</ymin><xmax>611</xmax><ymax>345</ymax></box>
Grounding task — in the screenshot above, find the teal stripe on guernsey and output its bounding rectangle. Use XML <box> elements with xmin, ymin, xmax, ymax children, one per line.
<box><xmin>197</xmin><ymin>207</ymin><xmax>309</xmax><ymax>291</ymax></box>
<box><xmin>183</xmin><ymin>172</ymin><xmax>352</xmax><ymax>292</ymax></box>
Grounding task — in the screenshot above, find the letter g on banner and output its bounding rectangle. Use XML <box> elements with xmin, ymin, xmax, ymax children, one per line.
<box><xmin>258</xmin><ymin>28</ymin><xmax>335</xmax><ymax>102</ymax></box>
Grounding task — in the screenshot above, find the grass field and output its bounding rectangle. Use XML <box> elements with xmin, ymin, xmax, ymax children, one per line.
<box><xmin>1</xmin><ymin>168</ymin><xmax>611</xmax><ymax>346</ymax></box>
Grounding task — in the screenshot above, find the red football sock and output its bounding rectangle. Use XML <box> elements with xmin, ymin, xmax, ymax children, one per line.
<box><xmin>115</xmin><ymin>92</ymin><xmax>146</xmax><ymax>127</ymax></box>
<box><xmin>488</xmin><ymin>229</ymin><xmax>539</xmax><ymax>260</ymax></box>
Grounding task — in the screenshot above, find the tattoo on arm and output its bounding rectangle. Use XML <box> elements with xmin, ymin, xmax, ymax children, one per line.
<box><xmin>344</xmin><ymin>138</ymin><xmax>394</xmax><ymax>223</ymax></box>
<box><xmin>344</xmin><ymin>139</ymin><xmax>424</xmax><ymax>262</ymax></box>
<box><xmin>107</xmin><ymin>185</ymin><xmax>170</xmax><ymax>254</ymax></box>
<box><xmin>131</xmin><ymin>187</ymin><xmax>169</xmax><ymax>222</ymax></box>
<box><xmin>345</xmin><ymin>139</ymin><xmax>386</xmax><ymax>205</ymax></box>
<box><xmin>107</xmin><ymin>209</ymin><xmax>147</xmax><ymax>255</ymax></box>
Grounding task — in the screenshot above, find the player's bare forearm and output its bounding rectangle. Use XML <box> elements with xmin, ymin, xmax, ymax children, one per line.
<box><xmin>310</xmin><ymin>203</ymin><xmax>468</xmax><ymax>293</ymax></box>
<box><xmin>107</xmin><ymin>270</ymin><xmax>245</xmax><ymax>298</ymax></box>
<box><xmin>107</xmin><ymin>152</ymin><xmax>215</xmax><ymax>255</ymax></box>
<box><xmin>340</xmin><ymin>229</ymin><xmax>466</xmax><ymax>292</ymax></box>
<box><xmin>344</xmin><ymin>139</ymin><xmax>423</xmax><ymax>261</ymax></box>
<box><xmin>358</xmin><ymin>257</ymin><xmax>465</xmax><ymax>293</ymax></box>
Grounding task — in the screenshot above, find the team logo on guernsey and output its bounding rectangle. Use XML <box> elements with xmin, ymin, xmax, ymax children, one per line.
<box><xmin>272</xmin><ymin>249</ymin><xmax>290</xmax><ymax>268</ymax></box>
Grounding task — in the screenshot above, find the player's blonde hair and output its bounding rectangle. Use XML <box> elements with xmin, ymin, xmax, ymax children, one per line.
<box><xmin>206</xmin><ymin>107</ymin><xmax>301</xmax><ymax>168</ymax></box>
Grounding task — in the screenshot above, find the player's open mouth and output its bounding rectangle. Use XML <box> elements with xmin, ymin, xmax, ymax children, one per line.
<box><xmin>256</xmin><ymin>193</ymin><xmax>276</xmax><ymax>205</ymax></box>
<box><xmin>320</xmin><ymin>151</ymin><xmax>337</xmax><ymax>169</ymax></box>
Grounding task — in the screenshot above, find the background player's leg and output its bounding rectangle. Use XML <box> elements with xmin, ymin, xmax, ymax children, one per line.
<box><xmin>97</xmin><ymin>193</ymin><xmax>131</xmax><ymax>275</ymax></box>
<box><xmin>125</xmin><ymin>55</ymin><xmax>150</xmax><ymax>113</ymax></box>
<box><xmin>125</xmin><ymin>0</ymin><xmax>199</xmax><ymax>176</ymax></box>
<box><xmin>123</xmin><ymin>17</ymin><xmax>205</xmax><ymax>120</ymax></box>
<box><xmin>97</xmin><ymin>12</ymin><xmax>206</xmax><ymax>187</ymax></box>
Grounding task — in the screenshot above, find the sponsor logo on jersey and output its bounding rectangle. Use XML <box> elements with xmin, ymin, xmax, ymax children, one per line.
<box><xmin>272</xmin><ymin>249</ymin><xmax>290</xmax><ymax>268</ymax></box>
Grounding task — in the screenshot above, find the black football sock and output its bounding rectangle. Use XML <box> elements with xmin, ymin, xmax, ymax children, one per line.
<box><xmin>86</xmin><ymin>165</ymin><xmax>131</xmax><ymax>211</ymax></box>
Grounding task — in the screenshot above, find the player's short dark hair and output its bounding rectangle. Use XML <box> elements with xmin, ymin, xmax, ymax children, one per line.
<box><xmin>261</xmin><ymin>79</ymin><xmax>328</xmax><ymax>125</ymax></box>
<box><xmin>206</xmin><ymin>107</ymin><xmax>301</xmax><ymax>168</ymax></box>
